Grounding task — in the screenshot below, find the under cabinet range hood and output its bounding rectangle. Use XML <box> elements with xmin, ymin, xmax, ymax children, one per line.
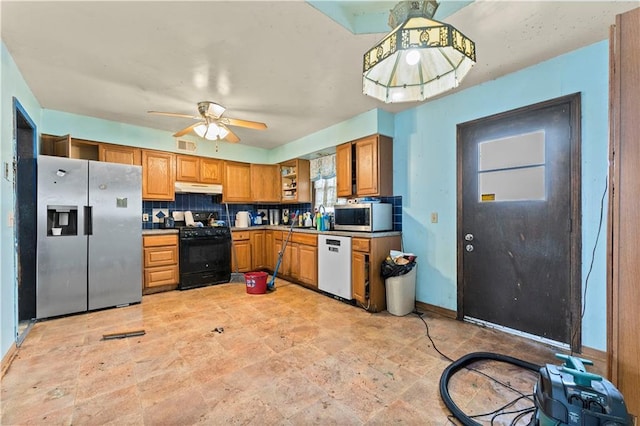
<box><xmin>174</xmin><ymin>181</ymin><xmax>223</xmax><ymax>195</ymax></box>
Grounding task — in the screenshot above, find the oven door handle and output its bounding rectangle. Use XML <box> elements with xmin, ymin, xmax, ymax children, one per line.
<box><xmin>180</xmin><ymin>236</ymin><xmax>230</xmax><ymax>242</ymax></box>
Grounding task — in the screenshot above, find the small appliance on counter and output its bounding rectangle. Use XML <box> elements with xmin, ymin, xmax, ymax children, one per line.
<box><xmin>255</xmin><ymin>209</ymin><xmax>267</xmax><ymax>225</ymax></box>
<box><xmin>236</xmin><ymin>211</ymin><xmax>251</xmax><ymax>228</ymax></box>
<box><xmin>268</xmin><ymin>208</ymin><xmax>280</xmax><ymax>225</ymax></box>
<box><xmin>162</xmin><ymin>216</ymin><xmax>175</xmax><ymax>228</ymax></box>
<box><xmin>334</xmin><ymin>203</ymin><xmax>393</xmax><ymax>232</ymax></box>
<box><xmin>175</xmin><ymin>211</ymin><xmax>220</xmax><ymax>228</ymax></box>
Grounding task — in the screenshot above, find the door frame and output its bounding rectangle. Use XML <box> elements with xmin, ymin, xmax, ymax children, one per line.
<box><xmin>456</xmin><ymin>93</ymin><xmax>582</xmax><ymax>351</ymax></box>
<box><xmin>13</xmin><ymin>97</ymin><xmax>38</xmax><ymax>345</ymax></box>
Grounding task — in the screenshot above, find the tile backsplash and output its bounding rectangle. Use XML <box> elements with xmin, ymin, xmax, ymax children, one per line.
<box><xmin>142</xmin><ymin>193</ymin><xmax>312</xmax><ymax>229</ymax></box>
<box><xmin>142</xmin><ymin>193</ymin><xmax>403</xmax><ymax>230</ymax></box>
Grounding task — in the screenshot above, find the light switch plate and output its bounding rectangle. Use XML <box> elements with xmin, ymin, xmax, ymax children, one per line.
<box><xmin>431</xmin><ymin>212</ymin><xmax>438</xmax><ymax>223</ymax></box>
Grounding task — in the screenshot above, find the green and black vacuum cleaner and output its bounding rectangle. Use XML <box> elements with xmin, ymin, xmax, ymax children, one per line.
<box><xmin>440</xmin><ymin>352</ymin><xmax>632</xmax><ymax>426</ymax></box>
<box><xmin>530</xmin><ymin>354</ymin><xmax>631</xmax><ymax>426</ymax></box>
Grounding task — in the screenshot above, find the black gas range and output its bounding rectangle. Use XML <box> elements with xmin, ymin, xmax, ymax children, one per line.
<box><xmin>176</xmin><ymin>212</ymin><xmax>232</xmax><ymax>290</ymax></box>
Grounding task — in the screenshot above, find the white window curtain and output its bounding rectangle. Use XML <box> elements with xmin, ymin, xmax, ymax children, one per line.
<box><xmin>310</xmin><ymin>154</ymin><xmax>337</xmax><ymax>211</ymax></box>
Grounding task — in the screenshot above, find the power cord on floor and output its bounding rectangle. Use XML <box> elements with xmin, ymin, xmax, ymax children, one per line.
<box><xmin>571</xmin><ymin>176</ymin><xmax>607</xmax><ymax>356</ymax></box>
<box><xmin>413</xmin><ymin>310</ymin><xmax>537</xmax><ymax>425</ymax></box>
<box><xmin>413</xmin><ymin>310</ymin><xmax>453</xmax><ymax>362</ymax></box>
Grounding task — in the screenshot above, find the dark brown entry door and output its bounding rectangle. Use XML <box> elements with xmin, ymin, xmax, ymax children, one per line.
<box><xmin>458</xmin><ymin>95</ymin><xmax>581</xmax><ymax>346</ymax></box>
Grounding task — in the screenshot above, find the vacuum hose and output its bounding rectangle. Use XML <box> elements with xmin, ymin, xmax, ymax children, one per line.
<box><xmin>439</xmin><ymin>352</ymin><xmax>541</xmax><ymax>426</ymax></box>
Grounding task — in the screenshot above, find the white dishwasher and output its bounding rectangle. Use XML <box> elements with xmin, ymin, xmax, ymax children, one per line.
<box><xmin>318</xmin><ymin>235</ymin><xmax>352</xmax><ymax>299</ymax></box>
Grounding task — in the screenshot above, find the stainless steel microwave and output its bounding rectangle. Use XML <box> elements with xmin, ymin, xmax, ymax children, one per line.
<box><xmin>334</xmin><ymin>203</ymin><xmax>393</xmax><ymax>232</ymax></box>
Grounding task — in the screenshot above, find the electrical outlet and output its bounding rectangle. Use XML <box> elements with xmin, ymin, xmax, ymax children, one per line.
<box><xmin>142</xmin><ymin>213</ymin><xmax>149</xmax><ymax>222</ymax></box>
<box><xmin>431</xmin><ymin>212</ymin><xmax>438</xmax><ymax>223</ymax></box>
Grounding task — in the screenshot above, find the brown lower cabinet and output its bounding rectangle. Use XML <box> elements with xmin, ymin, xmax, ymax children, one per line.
<box><xmin>250</xmin><ymin>230</ymin><xmax>268</xmax><ymax>270</ymax></box>
<box><xmin>273</xmin><ymin>231</ymin><xmax>317</xmax><ymax>288</ymax></box>
<box><xmin>351</xmin><ymin>235</ymin><xmax>402</xmax><ymax>313</ymax></box>
<box><xmin>231</xmin><ymin>230</ymin><xmax>252</xmax><ymax>272</ymax></box>
<box><xmin>143</xmin><ymin>229</ymin><xmax>400</xmax><ymax>315</ymax></box>
<box><xmin>143</xmin><ymin>234</ymin><xmax>179</xmax><ymax>293</ymax></box>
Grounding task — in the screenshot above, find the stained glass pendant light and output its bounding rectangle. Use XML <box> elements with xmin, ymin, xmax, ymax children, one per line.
<box><xmin>363</xmin><ymin>0</ymin><xmax>476</xmax><ymax>103</ymax></box>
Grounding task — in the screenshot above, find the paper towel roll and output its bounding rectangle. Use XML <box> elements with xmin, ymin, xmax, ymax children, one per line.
<box><xmin>184</xmin><ymin>211</ymin><xmax>195</xmax><ymax>226</ymax></box>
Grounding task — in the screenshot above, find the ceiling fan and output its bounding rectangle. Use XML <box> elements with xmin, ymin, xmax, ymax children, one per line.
<box><xmin>148</xmin><ymin>101</ymin><xmax>267</xmax><ymax>143</ymax></box>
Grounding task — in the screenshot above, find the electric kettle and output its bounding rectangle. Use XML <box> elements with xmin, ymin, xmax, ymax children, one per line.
<box><xmin>236</xmin><ymin>211</ymin><xmax>251</xmax><ymax>228</ymax></box>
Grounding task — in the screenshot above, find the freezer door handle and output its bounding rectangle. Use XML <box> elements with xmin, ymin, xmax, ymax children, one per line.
<box><xmin>84</xmin><ymin>206</ymin><xmax>93</xmax><ymax>235</ymax></box>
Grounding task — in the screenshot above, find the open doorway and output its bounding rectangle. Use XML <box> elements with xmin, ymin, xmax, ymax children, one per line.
<box><xmin>13</xmin><ymin>98</ymin><xmax>37</xmax><ymax>345</ymax></box>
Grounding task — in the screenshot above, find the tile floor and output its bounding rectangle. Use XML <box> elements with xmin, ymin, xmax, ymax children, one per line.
<box><xmin>1</xmin><ymin>279</ymin><xmax>587</xmax><ymax>425</ymax></box>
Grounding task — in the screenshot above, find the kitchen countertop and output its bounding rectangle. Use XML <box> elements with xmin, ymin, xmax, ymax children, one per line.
<box><xmin>142</xmin><ymin>226</ymin><xmax>400</xmax><ymax>238</ymax></box>
<box><xmin>231</xmin><ymin>225</ymin><xmax>401</xmax><ymax>238</ymax></box>
<box><xmin>142</xmin><ymin>229</ymin><xmax>179</xmax><ymax>236</ymax></box>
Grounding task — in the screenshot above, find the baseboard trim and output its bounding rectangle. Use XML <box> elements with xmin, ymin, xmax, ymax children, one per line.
<box><xmin>580</xmin><ymin>345</ymin><xmax>607</xmax><ymax>366</ymax></box>
<box><xmin>1</xmin><ymin>343</ymin><xmax>18</xmax><ymax>378</ymax></box>
<box><xmin>414</xmin><ymin>301</ymin><xmax>607</xmax><ymax>367</ymax></box>
<box><xmin>415</xmin><ymin>301</ymin><xmax>457</xmax><ymax>319</ymax></box>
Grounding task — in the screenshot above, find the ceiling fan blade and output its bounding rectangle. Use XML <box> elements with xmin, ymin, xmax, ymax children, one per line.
<box><xmin>173</xmin><ymin>123</ymin><xmax>199</xmax><ymax>138</ymax></box>
<box><xmin>219</xmin><ymin>117</ymin><xmax>267</xmax><ymax>130</ymax></box>
<box><xmin>148</xmin><ymin>111</ymin><xmax>199</xmax><ymax>119</ymax></box>
<box><xmin>222</xmin><ymin>126</ymin><xmax>240</xmax><ymax>143</ymax></box>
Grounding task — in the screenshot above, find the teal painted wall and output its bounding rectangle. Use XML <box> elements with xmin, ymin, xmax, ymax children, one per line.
<box><xmin>1</xmin><ymin>42</ymin><xmax>43</xmax><ymax>357</ymax></box>
<box><xmin>267</xmin><ymin>109</ymin><xmax>385</xmax><ymax>163</ymax></box>
<box><xmin>394</xmin><ymin>41</ymin><xmax>609</xmax><ymax>350</ymax></box>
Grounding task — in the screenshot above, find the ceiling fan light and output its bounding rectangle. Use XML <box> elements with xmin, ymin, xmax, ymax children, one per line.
<box><xmin>218</xmin><ymin>127</ymin><xmax>230</xmax><ymax>139</ymax></box>
<box><xmin>194</xmin><ymin>123</ymin><xmax>208</xmax><ymax>138</ymax></box>
<box><xmin>207</xmin><ymin>102</ymin><xmax>226</xmax><ymax>118</ymax></box>
<box><xmin>194</xmin><ymin>122</ymin><xmax>229</xmax><ymax>140</ymax></box>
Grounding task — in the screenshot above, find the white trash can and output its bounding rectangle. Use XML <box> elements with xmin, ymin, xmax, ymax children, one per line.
<box><xmin>385</xmin><ymin>265</ymin><xmax>417</xmax><ymax>316</ymax></box>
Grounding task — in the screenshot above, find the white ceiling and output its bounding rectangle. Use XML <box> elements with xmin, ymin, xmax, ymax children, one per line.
<box><xmin>2</xmin><ymin>1</ymin><xmax>638</xmax><ymax>150</ymax></box>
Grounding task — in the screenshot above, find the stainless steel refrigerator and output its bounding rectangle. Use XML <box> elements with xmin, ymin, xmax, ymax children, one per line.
<box><xmin>37</xmin><ymin>155</ymin><xmax>142</xmax><ymax>319</ymax></box>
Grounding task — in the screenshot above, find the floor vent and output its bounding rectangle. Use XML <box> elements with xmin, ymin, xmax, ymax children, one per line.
<box><xmin>176</xmin><ymin>139</ymin><xmax>197</xmax><ymax>153</ymax></box>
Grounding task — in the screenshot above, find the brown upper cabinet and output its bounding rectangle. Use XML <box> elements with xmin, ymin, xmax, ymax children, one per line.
<box><xmin>200</xmin><ymin>158</ymin><xmax>223</xmax><ymax>184</ymax></box>
<box><xmin>175</xmin><ymin>155</ymin><xmax>222</xmax><ymax>184</ymax></box>
<box><xmin>41</xmin><ymin>134</ymin><xmax>99</xmax><ymax>161</ymax></box>
<box><xmin>336</xmin><ymin>134</ymin><xmax>393</xmax><ymax>198</ymax></box>
<box><xmin>176</xmin><ymin>155</ymin><xmax>199</xmax><ymax>182</ymax></box>
<box><xmin>99</xmin><ymin>144</ymin><xmax>142</xmax><ymax>165</ymax></box>
<box><xmin>142</xmin><ymin>150</ymin><xmax>175</xmax><ymax>201</ymax></box>
<box><xmin>280</xmin><ymin>159</ymin><xmax>311</xmax><ymax>203</ymax></box>
<box><xmin>40</xmin><ymin>133</ymin><xmax>320</xmax><ymax>205</ymax></box>
<box><xmin>223</xmin><ymin>161</ymin><xmax>251</xmax><ymax>203</ymax></box>
<box><xmin>336</xmin><ymin>142</ymin><xmax>353</xmax><ymax>197</ymax></box>
<box><xmin>250</xmin><ymin>164</ymin><xmax>280</xmax><ymax>203</ymax></box>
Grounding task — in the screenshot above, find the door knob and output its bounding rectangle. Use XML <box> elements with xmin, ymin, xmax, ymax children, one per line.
<box><xmin>465</xmin><ymin>244</ymin><xmax>474</xmax><ymax>252</ymax></box>
<box><xmin>465</xmin><ymin>233</ymin><xmax>474</xmax><ymax>241</ymax></box>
